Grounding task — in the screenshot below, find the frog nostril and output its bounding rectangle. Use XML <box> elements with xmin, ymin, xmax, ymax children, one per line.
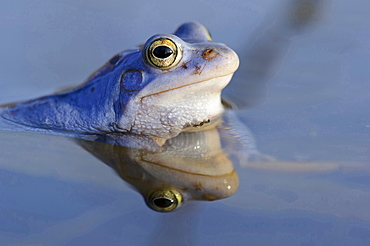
<box><xmin>202</xmin><ymin>49</ymin><xmax>218</xmax><ymax>60</ymax></box>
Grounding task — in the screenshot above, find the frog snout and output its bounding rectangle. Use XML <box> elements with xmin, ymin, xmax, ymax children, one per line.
<box><xmin>199</xmin><ymin>45</ymin><xmax>239</xmax><ymax>72</ymax></box>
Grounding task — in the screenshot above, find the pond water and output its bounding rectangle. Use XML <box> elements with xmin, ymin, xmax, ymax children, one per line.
<box><xmin>1</xmin><ymin>0</ymin><xmax>370</xmax><ymax>245</ymax></box>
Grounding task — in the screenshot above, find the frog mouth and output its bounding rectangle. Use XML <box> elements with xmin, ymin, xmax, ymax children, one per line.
<box><xmin>141</xmin><ymin>73</ymin><xmax>234</xmax><ymax>100</ymax></box>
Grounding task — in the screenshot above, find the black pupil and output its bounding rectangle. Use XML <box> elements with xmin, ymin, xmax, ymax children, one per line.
<box><xmin>153</xmin><ymin>46</ymin><xmax>173</xmax><ymax>59</ymax></box>
<box><xmin>153</xmin><ymin>198</ymin><xmax>174</xmax><ymax>208</ymax></box>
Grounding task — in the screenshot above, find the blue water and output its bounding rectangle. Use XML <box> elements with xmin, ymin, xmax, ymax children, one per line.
<box><xmin>0</xmin><ymin>0</ymin><xmax>370</xmax><ymax>245</ymax></box>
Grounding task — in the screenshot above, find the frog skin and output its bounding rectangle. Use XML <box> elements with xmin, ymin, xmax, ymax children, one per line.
<box><xmin>1</xmin><ymin>22</ymin><xmax>239</xmax><ymax>145</ymax></box>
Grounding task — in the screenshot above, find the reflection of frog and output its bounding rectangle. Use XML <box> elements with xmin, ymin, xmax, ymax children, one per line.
<box><xmin>1</xmin><ymin>22</ymin><xmax>239</xmax><ymax>145</ymax></box>
<box><xmin>77</xmin><ymin>127</ymin><xmax>240</xmax><ymax>212</ymax></box>
<box><xmin>75</xmin><ymin>108</ymin><xmax>258</xmax><ymax>212</ymax></box>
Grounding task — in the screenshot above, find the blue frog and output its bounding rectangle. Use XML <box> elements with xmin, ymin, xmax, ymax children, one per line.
<box><xmin>1</xmin><ymin>22</ymin><xmax>239</xmax><ymax>145</ymax></box>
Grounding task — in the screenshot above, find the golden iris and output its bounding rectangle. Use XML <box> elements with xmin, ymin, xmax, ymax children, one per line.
<box><xmin>147</xmin><ymin>189</ymin><xmax>182</xmax><ymax>212</ymax></box>
<box><xmin>145</xmin><ymin>38</ymin><xmax>181</xmax><ymax>68</ymax></box>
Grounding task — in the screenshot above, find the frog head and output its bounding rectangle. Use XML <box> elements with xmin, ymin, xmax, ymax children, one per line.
<box><xmin>116</xmin><ymin>22</ymin><xmax>239</xmax><ymax>143</ymax></box>
<box><xmin>3</xmin><ymin>22</ymin><xmax>239</xmax><ymax>145</ymax></box>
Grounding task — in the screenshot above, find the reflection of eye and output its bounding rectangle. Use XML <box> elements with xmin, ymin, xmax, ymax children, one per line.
<box><xmin>153</xmin><ymin>197</ymin><xmax>174</xmax><ymax>208</ymax></box>
<box><xmin>147</xmin><ymin>189</ymin><xmax>182</xmax><ymax>212</ymax></box>
<box><xmin>145</xmin><ymin>38</ymin><xmax>182</xmax><ymax>69</ymax></box>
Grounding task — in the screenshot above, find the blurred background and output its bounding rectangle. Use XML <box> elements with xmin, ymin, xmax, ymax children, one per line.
<box><xmin>0</xmin><ymin>0</ymin><xmax>340</xmax><ymax>102</ymax></box>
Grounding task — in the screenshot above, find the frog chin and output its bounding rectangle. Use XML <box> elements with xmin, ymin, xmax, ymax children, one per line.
<box><xmin>141</xmin><ymin>73</ymin><xmax>234</xmax><ymax>100</ymax></box>
<box><xmin>117</xmin><ymin>74</ymin><xmax>233</xmax><ymax>143</ymax></box>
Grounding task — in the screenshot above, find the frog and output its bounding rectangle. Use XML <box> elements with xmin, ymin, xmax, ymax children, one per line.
<box><xmin>1</xmin><ymin>22</ymin><xmax>239</xmax><ymax>145</ymax></box>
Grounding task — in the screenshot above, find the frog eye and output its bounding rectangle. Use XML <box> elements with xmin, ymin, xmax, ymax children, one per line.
<box><xmin>147</xmin><ymin>189</ymin><xmax>182</xmax><ymax>212</ymax></box>
<box><xmin>145</xmin><ymin>38</ymin><xmax>182</xmax><ymax>69</ymax></box>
